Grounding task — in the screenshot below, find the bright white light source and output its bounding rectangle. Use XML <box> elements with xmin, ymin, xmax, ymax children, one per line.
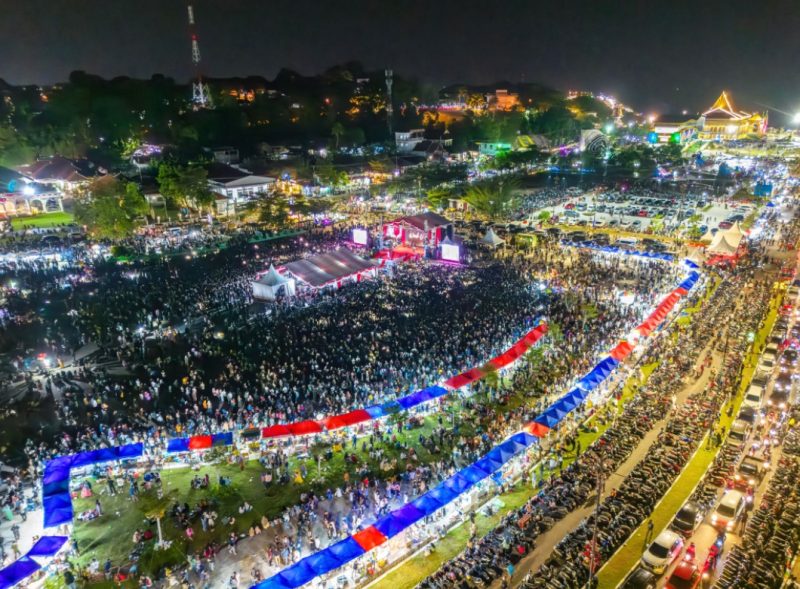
<box><xmin>352</xmin><ymin>228</ymin><xmax>368</xmax><ymax>245</ymax></box>
<box><xmin>441</xmin><ymin>243</ymin><xmax>460</xmax><ymax>262</ymax></box>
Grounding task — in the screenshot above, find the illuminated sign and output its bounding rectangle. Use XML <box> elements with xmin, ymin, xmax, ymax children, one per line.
<box><xmin>441</xmin><ymin>243</ymin><xmax>460</xmax><ymax>262</ymax></box>
<box><xmin>352</xmin><ymin>228</ymin><xmax>368</xmax><ymax>246</ymax></box>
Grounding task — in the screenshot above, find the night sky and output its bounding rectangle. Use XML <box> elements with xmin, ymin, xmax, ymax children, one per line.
<box><xmin>1</xmin><ymin>0</ymin><xmax>798</xmax><ymax>118</ymax></box>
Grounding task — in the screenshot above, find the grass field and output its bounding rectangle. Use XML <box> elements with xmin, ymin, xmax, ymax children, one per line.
<box><xmin>10</xmin><ymin>211</ymin><xmax>74</xmax><ymax>230</ymax></box>
<box><xmin>71</xmin><ymin>408</ymin><xmax>459</xmax><ymax>578</ymax></box>
<box><xmin>596</xmin><ymin>288</ymin><xmax>781</xmax><ymax>588</ymax></box>
<box><xmin>374</xmin><ymin>362</ymin><xmax>659</xmax><ymax>589</ymax></box>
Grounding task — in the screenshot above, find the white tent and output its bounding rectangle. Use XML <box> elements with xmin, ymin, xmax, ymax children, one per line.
<box><xmin>482</xmin><ymin>227</ymin><xmax>506</xmax><ymax>248</ymax></box>
<box><xmin>707</xmin><ymin>233</ymin><xmax>739</xmax><ymax>255</ymax></box>
<box><xmin>699</xmin><ymin>229</ymin><xmax>715</xmax><ymax>243</ymax></box>
<box><xmin>722</xmin><ymin>222</ymin><xmax>745</xmax><ymax>243</ymax></box>
<box><xmin>252</xmin><ymin>264</ymin><xmax>296</xmax><ymax>301</ymax></box>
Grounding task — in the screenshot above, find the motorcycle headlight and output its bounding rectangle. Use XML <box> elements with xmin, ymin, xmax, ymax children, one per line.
<box><xmin>711</xmin><ymin>514</ymin><xmax>718</xmax><ymax>523</ymax></box>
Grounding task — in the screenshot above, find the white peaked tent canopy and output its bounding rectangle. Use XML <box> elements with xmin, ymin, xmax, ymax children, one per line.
<box><xmin>252</xmin><ymin>264</ymin><xmax>296</xmax><ymax>301</ymax></box>
<box><xmin>482</xmin><ymin>227</ymin><xmax>506</xmax><ymax>248</ymax></box>
<box><xmin>699</xmin><ymin>229</ymin><xmax>715</xmax><ymax>243</ymax></box>
<box><xmin>707</xmin><ymin>233</ymin><xmax>739</xmax><ymax>255</ymax></box>
<box><xmin>723</xmin><ymin>222</ymin><xmax>745</xmax><ymax>241</ymax></box>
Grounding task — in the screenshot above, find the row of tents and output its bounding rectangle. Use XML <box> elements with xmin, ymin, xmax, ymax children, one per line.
<box><xmin>254</xmin><ymin>262</ymin><xmax>702</xmax><ymax>589</ymax></box>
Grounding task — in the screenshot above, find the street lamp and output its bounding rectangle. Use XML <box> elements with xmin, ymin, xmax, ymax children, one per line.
<box><xmin>793</xmin><ymin>112</ymin><xmax>800</xmax><ymax>125</ymax></box>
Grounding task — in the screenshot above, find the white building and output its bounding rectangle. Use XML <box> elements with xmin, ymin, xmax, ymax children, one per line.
<box><xmin>206</xmin><ymin>163</ymin><xmax>276</xmax><ymax>204</ymax></box>
<box><xmin>395</xmin><ymin>129</ymin><xmax>426</xmax><ymax>153</ymax></box>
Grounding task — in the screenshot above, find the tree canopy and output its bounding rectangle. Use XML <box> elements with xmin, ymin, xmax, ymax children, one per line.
<box><xmin>75</xmin><ymin>177</ymin><xmax>148</xmax><ymax>239</ymax></box>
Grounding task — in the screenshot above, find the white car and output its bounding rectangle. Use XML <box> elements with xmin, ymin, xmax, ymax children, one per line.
<box><xmin>758</xmin><ymin>351</ymin><xmax>777</xmax><ymax>373</ymax></box>
<box><xmin>711</xmin><ymin>490</ymin><xmax>745</xmax><ymax>531</ymax></box>
<box><xmin>742</xmin><ymin>384</ymin><xmax>763</xmax><ymax>410</ymax></box>
<box><xmin>641</xmin><ymin>529</ymin><xmax>684</xmax><ymax>574</ymax></box>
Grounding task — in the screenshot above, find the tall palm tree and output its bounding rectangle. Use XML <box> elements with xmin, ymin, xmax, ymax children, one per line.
<box><xmin>462</xmin><ymin>177</ymin><xmax>520</xmax><ymax>221</ymax></box>
<box><xmin>331</xmin><ymin>121</ymin><xmax>345</xmax><ymax>150</ymax></box>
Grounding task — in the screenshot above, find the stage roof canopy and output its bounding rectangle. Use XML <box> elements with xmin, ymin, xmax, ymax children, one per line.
<box><xmin>392</xmin><ymin>212</ymin><xmax>451</xmax><ymax>231</ymax></box>
<box><xmin>283</xmin><ymin>249</ymin><xmax>378</xmax><ymax>288</ymax></box>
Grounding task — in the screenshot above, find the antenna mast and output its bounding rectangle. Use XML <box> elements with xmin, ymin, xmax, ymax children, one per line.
<box><xmin>187</xmin><ymin>4</ymin><xmax>212</xmax><ymax>108</ymax></box>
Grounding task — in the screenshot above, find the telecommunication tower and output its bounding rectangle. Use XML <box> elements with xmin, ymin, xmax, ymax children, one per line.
<box><xmin>187</xmin><ymin>4</ymin><xmax>212</xmax><ymax>108</ymax></box>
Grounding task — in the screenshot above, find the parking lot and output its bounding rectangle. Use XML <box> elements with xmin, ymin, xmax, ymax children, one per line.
<box><xmin>534</xmin><ymin>188</ymin><xmax>753</xmax><ymax>236</ymax></box>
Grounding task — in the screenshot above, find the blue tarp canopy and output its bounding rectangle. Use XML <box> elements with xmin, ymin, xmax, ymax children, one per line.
<box><xmin>543</xmin><ymin>405</ymin><xmax>569</xmax><ymax>420</ymax></box>
<box><xmin>534</xmin><ymin>412</ymin><xmax>561</xmax><ymax>428</ymax></box>
<box><xmin>26</xmin><ymin>535</ymin><xmax>67</xmax><ymax>558</ymax></box>
<box><xmin>42</xmin><ymin>477</ymin><xmax>69</xmax><ymax>498</ymax></box>
<box><xmin>167</xmin><ymin>438</ymin><xmax>190</xmax><ymax>453</ymax></box>
<box><xmin>302</xmin><ymin>549</ymin><xmax>342</xmax><ymax>575</ymax></box>
<box><xmin>325</xmin><ymin>537</ymin><xmax>366</xmax><ymax>563</ymax></box>
<box><xmin>43</xmin><ymin>493</ymin><xmax>73</xmax><ymax>528</ymax></box>
<box><xmin>485</xmin><ymin>445</ymin><xmax>515</xmax><ymax>465</ymax></box>
<box><xmin>564</xmin><ymin>389</ymin><xmax>587</xmax><ymax>404</ymax></box>
<box><xmin>364</xmin><ymin>405</ymin><xmax>386</xmax><ymax>418</ymax></box>
<box><xmin>553</xmin><ymin>396</ymin><xmax>578</xmax><ymax>412</ymax></box>
<box><xmin>459</xmin><ymin>464</ymin><xmax>491</xmax><ymax>483</ymax></box>
<box><xmin>42</xmin><ymin>464</ymin><xmax>70</xmax><ymax>486</ymax></box>
<box><xmin>372</xmin><ymin>514</ymin><xmax>408</xmax><ymax>538</ymax></box>
<box><xmin>684</xmin><ymin>260</ymin><xmax>699</xmax><ymax>269</ymax></box>
<box><xmin>212</xmin><ymin>432</ymin><xmax>233</xmax><ymax>446</ymax></box>
<box><xmin>115</xmin><ymin>443</ymin><xmax>144</xmax><ymax>459</ymax></box>
<box><xmin>441</xmin><ymin>473</ymin><xmax>472</xmax><ymax>494</ymax></box>
<box><xmin>508</xmin><ymin>432</ymin><xmax>538</xmax><ymax>448</ymax></box>
<box><xmin>473</xmin><ymin>454</ymin><xmax>504</xmax><ymax>474</ymax></box>
<box><xmin>278</xmin><ymin>560</ymin><xmax>316</xmax><ymax>588</ymax></box>
<box><xmin>378</xmin><ymin>400</ymin><xmax>403</xmax><ymax>415</ymax></box>
<box><xmin>411</xmin><ymin>494</ymin><xmax>444</xmax><ymax>516</ymax></box>
<box><xmin>253</xmin><ymin>576</ymin><xmax>293</xmax><ymax>589</ymax></box>
<box><xmin>397</xmin><ymin>386</ymin><xmax>448</xmax><ymax>409</ymax></box>
<box><xmin>427</xmin><ymin>485</ymin><xmax>458</xmax><ymax>505</ymax></box>
<box><xmin>392</xmin><ymin>504</ymin><xmax>426</xmax><ymax>527</ymax></box>
<box><xmin>373</xmin><ymin>504</ymin><xmax>425</xmax><ymax>539</ymax></box>
<box><xmin>0</xmin><ymin>557</ymin><xmax>41</xmax><ymax>589</ymax></box>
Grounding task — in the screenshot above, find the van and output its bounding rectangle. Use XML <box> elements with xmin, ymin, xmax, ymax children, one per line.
<box><xmin>711</xmin><ymin>490</ymin><xmax>745</xmax><ymax>531</ymax></box>
<box><xmin>616</xmin><ymin>237</ymin><xmax>639</xmax><ymax>247</ymax></box>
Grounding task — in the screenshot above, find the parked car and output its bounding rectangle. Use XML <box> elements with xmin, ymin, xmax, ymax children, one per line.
<box><xmin>711</xmin><ymin>490</ymin><xmax>745</xmax><ymax>531</ymax></box>
<box><xmin>665</xmin><ymin>561</ymin><xmax>702</xmax><ymax>589</ymax></box>
<box><xmin>670</xmin><ymin>501</ymin><xmax>704</xmax><ymax>536</ymax></box>
<box><xmin>737</xmin><ymin>405</ymin><xmax>760</xmax><ymax>426</ymax></box>
<box><xmin>731</xmin><ymin>455</ymin><xmax>766</xmax><ymax>490</ymax></box>
<box><xmin>727</xmin><ymin>419</ymin><xmax>751</xmax><ymax>447</ymax></box>
<box><xmin>621</xmin><ymin>567</ymin><xmax>658</xmax><ymax>589</ymax></box>
<box><xmin>780</xmin><ymin>349</ymin><xmax>798</xmax><ymax>370</ymax></box>
<box><xmin>641</xmin><ymin>530</ymin><xmax>684</xmax><ymax>574</ymax></box>
<box><xmin>742</xmin><ymin>384</ymin><xmax>764</xmax><ymax>410</ymax></box>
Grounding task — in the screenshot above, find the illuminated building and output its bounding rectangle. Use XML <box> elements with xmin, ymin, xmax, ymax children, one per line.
<box><xmin>486</xmin><ymin>89</ymin><xmax>520</xmax><ymax>111</ymax></box>
<box><xmin>697</xmin><ymin>91</ymin><xmax>767</xmax><ymax>141</ymax></box>
<box><xmin>653</xmin><ymin>92</ymin><xmax>767</xmax><ymax>143</ymax></box>
<box><xmin>653</xmin><ymin>114</ymin><xmax>700</xmax><ymax>144</ymax></box>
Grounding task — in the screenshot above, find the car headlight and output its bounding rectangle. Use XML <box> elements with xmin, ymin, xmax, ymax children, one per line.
<box><xmin>748</xmin><ymin>478</ymin><xmax>755</xmax><ymax>485</ymax></box>
<box><xmin>735</xmin><ymin>474</ymin><xmax>741</xmax><ymax>480</ymax></box>
<box><xmin>726</xmin><ymin>521</ymin><xmax>734</xmax><ymax>530</ymax></box>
